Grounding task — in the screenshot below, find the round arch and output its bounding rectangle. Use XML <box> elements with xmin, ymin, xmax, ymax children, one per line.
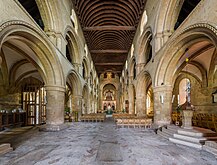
<box><xmin>64</xmin><ymin>26</ymin><xmax>83</xmax><ymax>64</ymax></box>
<box><xmin>136</xmin><ymin>70</ymin><xmax>152</xmax><ymax>116</ymax></box>
<box><xmin>154</xmin><ymin>0</ymin><xmax>181</xmax><ymax>34</ymax></box>
<box><xmin>128</xmin><ymin>56</ymin><xmax>137</xmax><ymax>79</ymax></box>
<box><xmin>136</xmin><ymin>27</ymin><xmax>153</xmax><ymax>65</ymax></box>
<box><xmin>0</xmin><ymin>21</ymin><xmax>65</xmax><ymax>129</ymax></box>
<box><xmin>0</xmin><ymin>21</ymin><xmax>64</xmax><ymax>86</ymax></box>
<box><xmin>155</xmin><ymin>24</ymin><xmax>217</xmax><ymax>87</ymax></box>
<box><xmin>82</xmin><ymin>56</ymin><xmax>90</xmax><ymax>80</ymax></box>
<box><xmin>136</xmin><ymin>71</ymin><xmax>152</xmax><ymax>94</ymax></box>
<box><xmin>66</xmin><ymin>70</ymin><xmax>82</xmax><ymax>96</ymax></box>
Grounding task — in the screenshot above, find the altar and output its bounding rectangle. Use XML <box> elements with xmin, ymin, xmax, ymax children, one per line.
<box><xmin>102</xmin><ymin>101</ymin><xmax>116</xmax><ymax>114</ymax></box>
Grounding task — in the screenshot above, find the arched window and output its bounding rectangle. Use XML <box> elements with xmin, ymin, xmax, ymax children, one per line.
<box><xmin>146</xmin><ymin>36</ymin><xmax>152</xmax><ymax>63</ymax></box>
<box><xmin>65</xmin><ymin>36</ymin><xmax>73</xmax><ymax>63</ymax></box>
<box><xmin>179</xmin><ymin>78</ymin><xmax>191</xmax><ymax>105</ymax></box>
<box><xmin>82</xmin><ymin>62</ymin><xmax>85</xmax><ymax>79</ymax></box>
<box><xmin>133</xmin><ymin>59</ymin><xmax>136</xmax><ymax>79</ymax></box>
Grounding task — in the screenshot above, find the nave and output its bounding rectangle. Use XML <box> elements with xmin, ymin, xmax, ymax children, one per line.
<box><xmin>0</xmin><ymin>118</ymin><xmax>216</xmax><ymax>165</ymax></box>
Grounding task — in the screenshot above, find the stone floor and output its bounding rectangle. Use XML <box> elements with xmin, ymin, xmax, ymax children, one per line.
<box><xmin>0</xmin><ymin>118</ymin><xmax>216</xmax><ymax>165</ymax></box>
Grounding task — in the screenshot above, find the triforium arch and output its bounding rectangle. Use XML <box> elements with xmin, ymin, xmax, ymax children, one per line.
<box><xmin>136</xmin><ymin>27</ymin><xmax>153</xmax><ymax>73</ymax></box>
<box><xmin>82</xmin><ymin>57</ymin><xmax>90</xmax><ymax>80</ymax></box>
<box><xmin>154</xmin><ymin>0</ymin><xmax>201</xmax><ymax>50</ymax></box>
<box><xmin>128</xmin><ymin>56</ymin><xmax>137</xmax><ymax>81</ymax></box>
<box><xmin>136</xmin><ymin>70</ymin><xmax>152</xmax><ymax>116</ymax></box>
<box><xmin>0</xmin><ymin>21</ymin><xmax>65</xmax><ymax>130</ymax></box>
<box><xmin>64</xmin><ymin>26</ymin><xmax>83</xmax><ymax>65</ymax></box>
<box><xmin>155</xmin><ymin>0</ymin><xmax>182</xmax><ymax>35</ymax></box>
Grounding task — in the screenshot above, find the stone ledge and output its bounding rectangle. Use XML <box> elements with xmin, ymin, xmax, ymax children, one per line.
<box><xmin>39</xmin><ymin>124</ymin><xmax>69</xmax><ymax>132</ymax></box>
<box><xmin>0</xmin><ymin>143</ymin><xmax>13</xmax><ymax>155</ymax></box>
<box><xmin>203</xmin><ymin>142</ymin><xmax>217</xmax><ymax>158</ymax></box>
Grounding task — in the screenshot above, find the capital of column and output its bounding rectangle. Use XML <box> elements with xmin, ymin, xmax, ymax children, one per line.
<box><xmin>72</xmin><ymin>63</ymin><xmax>82</xmax><ymax>73</ymax></box>
<box><xmin>153</xmin><ymin>85</ymin><xmax>173</xmax><ymax>93</ymax></box>
<box><xmin>45</xmin><ymin>85</ymin><xmax>65</xmax><ymax>93</ymax></box>
<box><xmin>136</xmin><ymin>63</ymin><xmax>146</xmax><ymax>67</ymax></box>
<box><xmin>136</xmin><ymin>63</ymin><xmax>145</xmax><ymax>74</ymax></box>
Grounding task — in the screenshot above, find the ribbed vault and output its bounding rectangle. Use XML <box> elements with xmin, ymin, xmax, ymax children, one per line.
<box><xmin>73</xmin><ymin>0</ymin><xmax>146</xmax><ymax>75</ymax></box>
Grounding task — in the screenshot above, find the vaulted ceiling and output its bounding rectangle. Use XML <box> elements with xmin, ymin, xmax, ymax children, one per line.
<box><xmin>73</xmin><ymin>0</ymin><xmax>147</xmax><ymax>75</ymax></box>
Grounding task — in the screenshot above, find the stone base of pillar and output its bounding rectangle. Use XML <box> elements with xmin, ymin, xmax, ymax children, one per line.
<box><xmin>155</xmin><ymin>120</ymin><xmax>171</xmax><ymax>127</ymax></box>
<box><xmin>39</xmin><ymin>124</ymin><xmax>69</xmax><ymax>132</ymax></box>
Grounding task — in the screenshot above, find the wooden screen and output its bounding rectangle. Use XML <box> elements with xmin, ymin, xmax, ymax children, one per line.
<box><xmin>22</xmin><ymin>86</ymin><xmax>46</xmax><ymax>125</ymax></box>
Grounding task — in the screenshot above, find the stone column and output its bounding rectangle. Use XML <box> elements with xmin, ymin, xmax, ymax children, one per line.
<box><xmin>153</xmin><ymin>85</ymin><xmax>173</xmax><ymax>126</ymax></box>
<box><xmin>115</xmin><ymin>89</ymin><xmax>120</xmax><ymax>112</ymax></box>
<box><xmin>98</xmin><ymin>88</ymin><xmax>102</xmax><ymax>110</ymax></box>
<box><xmin>128</xmin><ymin>84</ymin><xmax>135</xmax><ymax>114</ymax></box>
<box><xmin>136</xmin><ymin>95</ymin><xmax>146</xmax><ymax>116</ymax></box>
<box><xmin>71</xmin><ymin>95</ymin><xmax>82</xmax><ymax>121</ymax></box>
<box><xmin>40</xmin><ymin>85</ymin><xmax>66</xmax><ymax>131</ymax></box>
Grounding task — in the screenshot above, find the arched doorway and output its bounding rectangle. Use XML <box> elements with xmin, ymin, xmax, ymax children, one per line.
<box><xmin>102</xmin><ymin>84</ymin><xmax>116</xmax><ymax>114</ymax></box>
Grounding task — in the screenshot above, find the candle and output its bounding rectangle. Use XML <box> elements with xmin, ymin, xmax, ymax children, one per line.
<box><xmin>172</xmin><ymin>95</ymin><xmax>175</xmax><ymax>103</ymax></box>
<box><xmin>160</xmin><ymin>95</ymin><xmax>164</xmax><ymax>104</ymax></box>
<box><xmin>177</xmin><ymin>95</ymin><xmax>180</xmax><ymax>105</ymax></box>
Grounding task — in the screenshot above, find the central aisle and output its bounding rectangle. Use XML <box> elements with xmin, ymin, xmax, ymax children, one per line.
<box><xmin>0</xmin><ymin>118</ymin><xmax>216</xmax><ymax>165</ymax></box>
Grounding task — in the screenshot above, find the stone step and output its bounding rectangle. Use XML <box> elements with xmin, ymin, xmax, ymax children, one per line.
<box><xmin>167</xmin><ymin>125</ymin><xmax>180</xmax><ymax>131</ymax></box>
<box><xmin>169</xmin><ymin>137</ymin><xmax>203</xmax><ymax>149</ymax></box>
<box><xmin>157</xmin><ymin>130</ymin><xmax>170</xmax><ymax>139</ymax></box>
<box><xmin>0</xmin><ymin>143</ymin><xmax>13</xmax><ymax>155</ymax></box>
<box><xmin>178</xmin><ymin>127</ymin><xmax>217</xmax><ymax>137</ymax></box>
<box><xmin>203</xmin><ymin>141</ymin><xmax>217</xmax><ymax>158</ymax></box>
<box><xmin>204</xmin><ymin>141</ymin><xmax>217</xmax><ymax>149</ymax></box>
<box><xmin>173</xmin><ymin>134</ymin><xmax>217</xmax><ymax>144</ymax></box>
<box><xmin>162</xmin><ymin>127</ymin><xmax>177</xmax><ymax>135</ymax></box>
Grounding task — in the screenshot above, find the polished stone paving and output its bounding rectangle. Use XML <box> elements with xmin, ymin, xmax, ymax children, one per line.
<box><xmin>0</xmin><ymin>118</ymin><xmax>216</xmax><ymax>165</ymax></box>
